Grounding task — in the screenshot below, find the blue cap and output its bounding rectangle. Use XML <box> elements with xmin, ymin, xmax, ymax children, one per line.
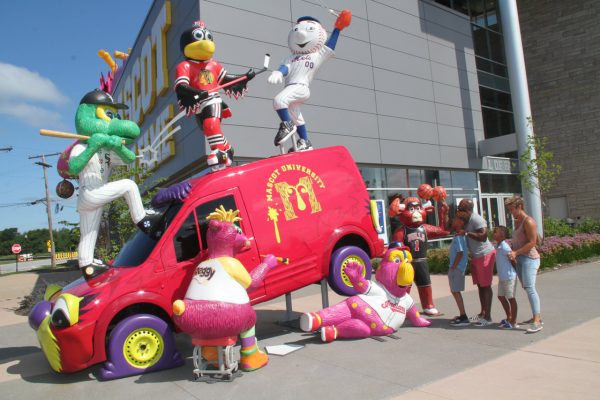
<box><xmin>297</xmin><ymin>16</ymin><xmax>321</xmax><ymax>24</ymax></box>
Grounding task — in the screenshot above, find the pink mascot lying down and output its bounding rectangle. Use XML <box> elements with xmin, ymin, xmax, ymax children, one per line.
<box><xmin>300</xmin><ymin>246</ymin><xmax>430</xmax><ymax>342</ymax></box>
<box><xmin>172</xmin><ymin>206</ymin><xmax>278</xmax><ymax>371</ymax></box>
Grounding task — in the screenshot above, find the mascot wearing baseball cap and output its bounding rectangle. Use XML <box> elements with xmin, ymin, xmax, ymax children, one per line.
<box><xmin>268</xmin><ymin>10</ymin><xmax>352</xmax><ymax>151</ymax></box>
<box><xmin>388</xmin><ymin>185</ymin><xmax>450</xmax><ymax>316</ymax></box>
<box><xmin>63</xmin><ymin>89</ymin><xmax>160</xmax><ymax>280</ymax></box>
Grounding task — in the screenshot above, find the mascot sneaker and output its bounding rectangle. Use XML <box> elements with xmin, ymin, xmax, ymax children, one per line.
<box><xmin>240</xmin><ymin>345</ymin><xmax>269</xmax><ymax>371</ymax></box>
<box><xmin>300</xmin><ymin>312</ymin><xmax>322</xmax><ymax>332</ymax></box>
<box><xmin>320</xmin><ymin>326</ymin><xmax>338</xmax><ymax>342</ymax></box>
<box><xmin>136</xmin><ymin>209</ymin><xmax>162</xmax><ymax>234</ymax></box>
<box><xmin>274</xmin><ymin>121</ymin><xmax>296</xmax><ymax>145</ymax></box>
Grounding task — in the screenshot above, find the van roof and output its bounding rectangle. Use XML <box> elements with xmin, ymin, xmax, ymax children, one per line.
<box><xmin>185</xmin><ymin>145</ymin><xmax>354</xmax><ymax>200</ymax></box>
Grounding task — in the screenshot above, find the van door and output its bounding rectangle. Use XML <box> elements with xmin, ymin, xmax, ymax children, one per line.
<box><xmin>161</xmin><ymin>188</ymin><xmax>264</xmax><ymax>298</ymax></box>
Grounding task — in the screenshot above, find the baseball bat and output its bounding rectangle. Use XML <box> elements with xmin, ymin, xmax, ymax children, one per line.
<box><xmin>39</xmin><ymin>129</ymin><xmax>126</xmax><ymax>144</ymax></box>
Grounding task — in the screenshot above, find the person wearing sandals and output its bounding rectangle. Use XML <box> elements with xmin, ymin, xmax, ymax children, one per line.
<box><xmin>505</xmin><ymin>196</ymin><xmax>543</xmax><ymax>333</ymax></box>
<box><xmin>448</xmin><ymin>212</ymin><xmax>470</xmax><ymax>326</ymax></box>
<box><xmin>493</xmin><ymin>226</ymin><xmax>518</xmax><ymax>329</ymax></box>
<box><xmin>456</xmin><ymin>199</ymin><xmax>496</xmax><ymax>327</ymax></box>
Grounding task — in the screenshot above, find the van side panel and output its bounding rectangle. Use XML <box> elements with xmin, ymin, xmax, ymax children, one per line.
<box><xmin>236</xmin><ymin>147</ymin><xmax>377</xmax><ymax>302</ymax></box>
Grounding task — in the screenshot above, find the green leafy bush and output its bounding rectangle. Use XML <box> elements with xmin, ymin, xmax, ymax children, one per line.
<box><xmin>543</xmin><ymin>217</ymin><xmax>576</xmax><ymax>237</ymax></box>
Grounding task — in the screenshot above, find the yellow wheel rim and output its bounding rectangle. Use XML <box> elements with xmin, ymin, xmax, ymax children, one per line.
<box><xmin>340</xmin><ymin>256</ymin><xmax>366</xmax><ymax>287</ymax></box>
<box><xmin>123</xmin><ymin>327</ymin><xmax>164</xmax><ymax>368</ymax></box>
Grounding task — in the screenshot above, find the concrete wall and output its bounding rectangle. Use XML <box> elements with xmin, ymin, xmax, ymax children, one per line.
<box><xmin>518</xmin><ymin>0</ymin><xmax>600</xmax><ymax>220</ymax></box>
<box><xmin>115</xmin><ymin>0</ymin><xmax>484</xmax><ymax>183</ymax></box>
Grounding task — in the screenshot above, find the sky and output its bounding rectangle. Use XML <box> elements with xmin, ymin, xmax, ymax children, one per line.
<box><xmin>0</xmin><ymin>0</ymin><xmax>153</xmax><ymax>232</ymax></box>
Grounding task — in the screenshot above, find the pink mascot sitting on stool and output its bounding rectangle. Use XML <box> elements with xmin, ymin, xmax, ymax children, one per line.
<box><xmin>300</xmin><ymin>246</ymin><xmax>430</xmax><ymax>342</ymax></box>
<box><xmin>172</xmin><ymin>206</ymin><xmax>278</xmax><ymax>372</ymax></box>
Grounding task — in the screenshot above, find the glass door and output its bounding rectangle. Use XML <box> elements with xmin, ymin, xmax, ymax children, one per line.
<box><xmin>481</xmin><ymin>195</ymin><xmax>515</xmax><ymax>231</ymax></box>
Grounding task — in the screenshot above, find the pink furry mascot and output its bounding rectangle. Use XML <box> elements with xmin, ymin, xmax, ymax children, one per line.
<box><xmin>172</xmin><ymin>206</ymin><xmax>277</xmax><ymax>371</ymax></box>
<box><xmin>300</xmin><ymin>246</ymin><xmax>430</xmax><ymax>342</ymax></box>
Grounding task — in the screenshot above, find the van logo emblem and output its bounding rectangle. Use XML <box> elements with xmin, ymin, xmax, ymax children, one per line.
<box><xmin>265</xmin><ymin>164</ymin><xmax>325</xmax><ymax>243</ymax></box>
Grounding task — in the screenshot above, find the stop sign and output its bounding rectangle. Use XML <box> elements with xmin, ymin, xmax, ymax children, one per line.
<box><xmin>11</xmin><ymin>244</ymin><xmax>22</xmax><ymax>254</ymax></box>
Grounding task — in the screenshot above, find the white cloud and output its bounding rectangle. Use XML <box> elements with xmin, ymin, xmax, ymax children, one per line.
<box><xmin>0</xmin><ymin>62</ymin><xmax>69</xmax><ymax>106</ymax></box>
<box><xmin>0</xmin><ymin>101</ymin><xmax>67</xmax><ymax>129</ymax></box>
<box><xmin>0</xmin><ymin>63</ymin><xmax>69</xmax><ymax>129</ymax></box>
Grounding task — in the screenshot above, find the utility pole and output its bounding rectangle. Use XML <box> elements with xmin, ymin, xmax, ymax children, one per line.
<box><xmin>29</xmin><ymin>152</ymin><xmax>61</xmax><ymax>268</ymax></box>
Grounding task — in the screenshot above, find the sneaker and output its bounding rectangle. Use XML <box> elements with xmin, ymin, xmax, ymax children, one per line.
<box><xmin>474</xmin><ymin>319</ymin><xmax>493</xmax><ymax>327</ymax></box>
<box><xmin>300</xmin><ymin>312</ymin><xmax>322</xmax><ymax>332</ymax></box>
<box><xmin>422</xmin><ymin>307</ymin><xmax>441</xmax><ymax>316</ymax></box>
<box><xmin>136</xmin><ymin>209</ymin><xmax>162</xmax><ymax>234</ymax></box>
<box><xmin>274</xmin><ymin>121</ymin><xmax>296</xmax><ymax>145</ymax></box>
<box><xmin>450</xmin><ymin>315</ymin><xmax>470</xmax><ymax>327</ymax></box>
<box><xmin>320</xmin><ymin>325</ymin><xmax>338</xmax><ymax>343</ymax></box>
<box><xmin>499</xmin><ymin>321</ymin><xmax>514</xmax><ymax>330</ymax></box>
<box><xmin>526</xmin><ymin>322</ymin><xmax>543</xmax><ymax>333</ymax></box>
<box><xmin>295</xmin><ymin>138</ymin><xmax>313</xmax><ymax>151</ymax></box>
<box><xmin>469</xmin><ymin>314</ymin><xmax>483</xmax><ymax>323</ymax></box>
<box><xmin>82</xmin><ymin>260</ymin><xmax>110</xmax><ymax>280</ymax></box>
<box><xmin>521</xmin><ymin>318</ymin><xmax>544</xmax><ymax>325</ymax></box>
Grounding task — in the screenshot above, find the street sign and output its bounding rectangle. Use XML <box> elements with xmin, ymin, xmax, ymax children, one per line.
<box><xmin>11</xmin><ymin>244</ymin><xmax>22</xmax><ymax>254</ymax></box>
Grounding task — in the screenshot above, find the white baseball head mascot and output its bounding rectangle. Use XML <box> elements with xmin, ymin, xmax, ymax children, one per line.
<box><xmin>287</xmin><ymin>16</ymin><xmax>327</xmax><ymax>55</ymax></box>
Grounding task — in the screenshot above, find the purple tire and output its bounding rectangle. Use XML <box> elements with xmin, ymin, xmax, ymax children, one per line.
<box><xmin>328</xmin><ymin>246</ymin><xmax>372</xmax><ymax>296</ymax></box>
<box><xmin>98</xmin><ymin>314</ymin><xmax>183</xmax><ymax>380</ymax></box>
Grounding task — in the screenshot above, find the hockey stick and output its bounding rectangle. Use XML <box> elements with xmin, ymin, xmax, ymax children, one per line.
<box><xmin>207</xmin><ymin>53</ymin><xmax>270</xmax><ymax>94</ymax></box>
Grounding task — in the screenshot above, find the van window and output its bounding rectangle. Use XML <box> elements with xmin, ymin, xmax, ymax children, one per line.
<box><xmin>196</xmin><ymin>195</ymin><xmax>237</xmax><ymax>249</ymax></box>
<box><xmin>173</xmin><ymin>212</ymin><xmax>201</xmax><ymax>262</ymax></box>
<box><xmin>113</xmin><ymin>203</ymin><xmax>181</xmax><ymax>267</ymax></box>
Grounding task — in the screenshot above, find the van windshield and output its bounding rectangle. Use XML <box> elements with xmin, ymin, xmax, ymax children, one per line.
<box><xmin>112</xmin><ymin>203</ymin><xmax>182</xmax><ymax>267</ymax></box>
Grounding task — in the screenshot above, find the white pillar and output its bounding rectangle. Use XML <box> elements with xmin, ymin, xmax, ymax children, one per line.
<box><xmin>499</xmin><ymin>0</ymin><xmax>544</xmax><ymax>237</ymax></box>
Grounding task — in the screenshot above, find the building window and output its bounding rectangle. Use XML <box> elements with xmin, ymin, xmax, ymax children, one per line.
<box><xmin>435</xmin><ymin>0</ymin><xmax>514</xmax><ymax>141</ymax></box>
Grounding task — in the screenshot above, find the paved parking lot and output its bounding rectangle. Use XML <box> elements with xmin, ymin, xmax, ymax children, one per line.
<box><xmin>1</xmin><ymin>262</ymin><xmax>599</xmax><ymax>400</ymax></box>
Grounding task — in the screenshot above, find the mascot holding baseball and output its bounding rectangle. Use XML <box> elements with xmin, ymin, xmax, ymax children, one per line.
<box><xmin>268</xmin><ymin>10</ymin><xmax>352</xmax><ymax>151</ymax></box>
<box><xmin>388</xmin><ymin>184</ymin><xmax>449</xmax><ymax>315</ymax></box>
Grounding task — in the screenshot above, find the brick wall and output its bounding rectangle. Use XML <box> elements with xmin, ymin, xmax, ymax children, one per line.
<box><xmin>518</xmin><ymin>1</ymin><xmax>600</xmax><ymax>220</ymax></box>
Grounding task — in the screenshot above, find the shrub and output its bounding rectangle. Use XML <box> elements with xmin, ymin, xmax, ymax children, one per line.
<box><xmin>576</xmin><ymin>218</ymin><xmax>600</xmax><ymax>234</ymax></box>
<box><xmin>543</xmin><ymin>217</ymin><xmax>576</xmax><ymax>237</ymax></box>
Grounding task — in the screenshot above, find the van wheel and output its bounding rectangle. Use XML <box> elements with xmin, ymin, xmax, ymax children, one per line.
<box><xmin>98</xmin><ymin>314</ymin><xmax>184</xmax><ymax>380</ymax></box>
<box><xmin>328</xmin><ymin>246</ymin><xmax>372</xmax><ymax>296</ymax></box>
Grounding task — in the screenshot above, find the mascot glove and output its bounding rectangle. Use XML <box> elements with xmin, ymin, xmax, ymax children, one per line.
<box><xmin>262</xmin><ymin>254</ymin><xmax>278</xmax><ymax>270</ymax></box>
<box><xmin>335</xmin><ymin>9</ymin><xmax>352</xmax><ymax>30</ymax></box>
<box><xmin>344</xmin><ymin>261</ymin><xmax>363</xmax><ymax>283</ymax></box>
<box><xmin>176</xmin><ymin>85</ymin><xmax>208</xmax><ymax>109</ymax></box>
<box><xmin>268</xmin><ymin>70</ymin><xmax>283</xmax><ymax>85</ymax></box>
<box><xmin>107</xmin><ymin>135</ymin><xmax>124</xmax><ymax>150</ymax></box>
<box><xmin>245</xmin><ymin>68</ymin><xmax>256</xmax><ymax>81</ymax></box>
<box><xmin>151</xmin><ymin>181</ymin><xmax>192</xmax><ymax>208</ymax></box>
<box><xmin>87</xmin><ymin>133</ymin><xmax>112</xmax><ymax>151</ymax></box>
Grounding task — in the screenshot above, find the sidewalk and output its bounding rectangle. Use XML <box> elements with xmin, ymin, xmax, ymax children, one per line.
<box><xmin>1</xmin><ymin>261</ymin><xmax>599</xmax><ymax>400</ymax></box>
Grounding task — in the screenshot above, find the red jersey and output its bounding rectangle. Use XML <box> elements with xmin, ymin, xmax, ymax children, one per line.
<box><xmin>175</xmin><ymin>59</ymin><xmax>227</xmax><ymax>115</ymax></box>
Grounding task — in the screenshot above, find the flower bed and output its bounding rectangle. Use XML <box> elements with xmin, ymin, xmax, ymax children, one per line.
<box><xmin>537</xmin><ymin>233</ymin><xmax>600</xmax><ymax>269</ymax></box>
<box><xmin>425</xmin><ymin>233</ymin><xmax>600</xmax><ymax>273</ymax></box>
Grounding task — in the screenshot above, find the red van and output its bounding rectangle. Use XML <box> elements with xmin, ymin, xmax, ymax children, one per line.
<box><xmin>29</xmin><ymin>145</ymin><xmax>384</xmax><ymax>379</ymax></box>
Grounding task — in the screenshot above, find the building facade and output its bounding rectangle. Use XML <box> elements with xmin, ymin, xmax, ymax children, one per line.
<box><xmin>112</xmin><ymin>0</ymin><xmax>527</xmax><ymax>239</ymax></box>
<box><xmin>518</xmin><ymin>0</ymin><xmax>600</xmax><ymax>221</ymax></box>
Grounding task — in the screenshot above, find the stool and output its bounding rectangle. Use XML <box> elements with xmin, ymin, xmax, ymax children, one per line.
<box><xmin>192</xmin><ymin>336</ymin><xmax>241</xmax><ymax>382</ymax></box>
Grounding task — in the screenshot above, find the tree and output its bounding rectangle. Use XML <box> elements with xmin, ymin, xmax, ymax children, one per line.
<box><xmin>0</xmin><ymin>228</ymin><xmax>19</xmax><ymax>256</ymax></box>
<box><xmin>518</xmin><ymin>119</ymin><xmax>562</xmax><ymax>196</ymax></box>
<box><xmin>95</xmin><ymin>165</ymin><xmax>165</xmax><ymax>261</ymax></box>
